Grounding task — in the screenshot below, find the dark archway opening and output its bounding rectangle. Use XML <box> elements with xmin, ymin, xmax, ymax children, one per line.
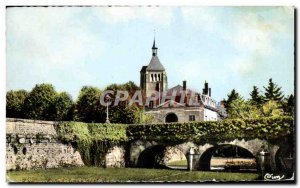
<box><xmin>199</xmin><ymin>145</ymin><xmax>257</xmax><ymax>172</ymax></box>
<box><xmin>275</xmin><ymin>145</ymin><xmax>294</xmax><ymax>178</ymax></box>
<box><xmin>165</xmin><ymin>113</ymin><xmax>178</xmax><ymax>123</ymax></box>
<box><xmin>137</xmin><ymin>145</ymin><xmax>167</xmax><ymax>169</ymax></box>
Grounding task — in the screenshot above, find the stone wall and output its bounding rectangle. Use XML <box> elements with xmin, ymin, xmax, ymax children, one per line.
<box><xmin>6</xmin><ymin>118</ymin><xmax>84</xmax><ymax>170</ymax></box>
<box><xmin>6</xmin><ymin>118</ymin><xmax>128</xmax><ymax>171</ymax></box>
<box><xmin>105</xmin><ymin>146</ymin><xmax>126</xmax><ymax>168</ymax></box>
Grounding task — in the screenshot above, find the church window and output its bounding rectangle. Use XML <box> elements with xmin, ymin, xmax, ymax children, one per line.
<box><xmin>151</xmin><ymin>74</ymin><xmax>153</xmax><ymax>82</ymax></box>
<box><xmin>155</xmin><ymin>74</ymin><xmax>157</xmax><ymax>81</ymax></box>
<box><xmin>158</xmin><ymin>74</ymin><xmax>161</xmax><ymax>81</ymax></box>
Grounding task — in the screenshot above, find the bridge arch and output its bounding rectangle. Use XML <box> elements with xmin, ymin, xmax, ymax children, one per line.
<box><xmin>137</xmin><ymin>145</ymin><xmax>167</xmax><ymax>168</ymax></box>
<box><xmin>198</xmin><ymin>144</ymin><xmax>257</xmax><ymax>171</ymax></box>
<box><xmin>129</xmin><ymin>140</ymin><xmax>193</xmax><ymax>168</ymax></box>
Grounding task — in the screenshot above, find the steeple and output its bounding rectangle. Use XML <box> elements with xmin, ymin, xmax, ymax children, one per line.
<box><xmin>152</xmin><ymin>38</ymin><xmax>158</xmax><ymax>56</ymax></box>
<box><xmin>147</xmin><ymin>38</ymin><xmax>165</xmax><ymax>71</ymax></box>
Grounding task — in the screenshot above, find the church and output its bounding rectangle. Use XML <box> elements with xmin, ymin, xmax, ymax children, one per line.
<box><xmin>140</xmin><ymin>39</ymin><xmax>226</xmax><ymax>123</ymax></box>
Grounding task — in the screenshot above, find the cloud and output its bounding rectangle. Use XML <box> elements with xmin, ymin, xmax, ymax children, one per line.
<box><xmin>6</xmin><ymin>7</ymin><xmax>106</xmax><ymax>96</ymax></box>
<box><xmin>181</xmin><ymin>7</ymin><xmax>217</xmax><ymax>31</ymax></box>
<box><xmin>91</xmin><ymin>6</ymin><xmax>174</xmax><ymax>25</ymax></box>
<box><xmin>180</xmin><ymin>6</ymin><xmax>294</xmax><ymax>77</ymax></box>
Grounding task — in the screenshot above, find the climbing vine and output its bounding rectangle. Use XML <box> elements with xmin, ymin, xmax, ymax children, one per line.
<box><xmin>56</xmin><ymin>121</ymin><xmax>128</xmax><ymax>166</ymax></box>
<box><xmin>56</xmin><ymin>116</ymin><xmax>293</xmax><ymax>165</ymax></box>
<box><xmin>126</xmin><ymin>116</ymin><xmax>293</xmax><ymax>144</ymax></box>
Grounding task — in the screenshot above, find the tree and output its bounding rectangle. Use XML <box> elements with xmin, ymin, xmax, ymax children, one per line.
<box><xmin>138</xmin><ymin>108</ymin><xmax>155</xmax><ymax>124</ymax></box>
<box><xmin>52</xmin><ymin>92</ymin><xmax>74</xmax><ymax>121</ymax></box>
<box><xmin>227</xmin><ymin>97</ymin><xmax>261</xmax><ymax>119</ymax></box>
<box><xmin>75</xmin><ymin>86</ymin><xmax>105</xmax><ymax>123</ymax></box>
<box><xmin>23</xmin><ymin>84</ymin><xmax>57</xmax><ymax>120</ymax></box>
<box><xmin>264</xmin><ymin>78</ymin><xmax>284</xmax><ymax>101</ymax></box>
<box><xmin>224</xmin><ymin>89</ymin><xmax>242</xmax><ymax>112</ymax></box>
<box><xmin>105</xmin><ymin>81</ymin><xmax>141</xmax><ymax>124</ymax></box>
<box><xmin>249</xmin><ymin>86</ymin><xmax>264</xmax><ymax>106</ymax></box>
<box><xmin>262</xmin><ymin>100</ymin><xmax>283</xmax><ymax>117</ymax></box>
<box><xmin>6</xmin><ymin>90</ymin><xmax>29</xmax><ymax>118</ymax></box>
<box><xmin>282</xmin><ymin>94</ymin><xmax>294</xmax><ymax>116</ymax></box>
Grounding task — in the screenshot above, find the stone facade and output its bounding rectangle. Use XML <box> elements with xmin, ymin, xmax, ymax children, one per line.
<box><xmin>105</xmin><ymin>146</ymin><xmax>126</xmax><ymax>168</ymax></box>
<box><xmin>6</xmin><ymin>118</ymin><xmax>126</xmax><ymax>171</ymax></box>
<box><xmin>146</xmin><ymin>106</ymin><xmax>204</xmax><ymax>123</ymax></box>
<box><xmin>6</xmin><ymin>118</ymin><xmax>84</xmax><ymax>170</ymax></box>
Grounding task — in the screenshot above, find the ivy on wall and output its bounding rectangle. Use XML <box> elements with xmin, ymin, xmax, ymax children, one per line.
<box><xmin>127</xmin><ymin>116</ymin><xmax>293</xmax><ymax>144</ymax></box>
<box><xmin>56</xmin><ymin>116</ymin><xmax>293</xmax><ymax>165</ymax></box>
<box><xmin>56</xmin><ymin>122</ymin><xmax>128</xmax><ymax>166</ymax></box>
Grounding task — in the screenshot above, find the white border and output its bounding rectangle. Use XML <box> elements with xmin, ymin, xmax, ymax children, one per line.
<box><xmin>0</xmin><ymin>0</ymin><xmax>298</xmax><ymax>187</ymax></box>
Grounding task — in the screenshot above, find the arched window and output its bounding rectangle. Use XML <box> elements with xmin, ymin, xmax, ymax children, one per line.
<box><xmin>158</xmin><ymin>74</ymin><xmax>161</xmax><ymax>81</ymax></box>
<box><xmin>151</xmin><ymin>74</ymin><xmax>153</xmax><ymax>82</ymax></box>
<box><xmin>155</xmin><ymin>74</ymin><xmax>157</xmax><ymax>81</ymax></box>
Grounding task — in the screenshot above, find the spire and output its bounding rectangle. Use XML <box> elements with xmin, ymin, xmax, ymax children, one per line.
<box><xmin>147</xmin><ymin>38</ymin><xmax>165</xmax><ymax>71</ymax></box>
<box><xmin>152</xmin><ymin>38</ymin><xmax>157</xmax><ymax>49</ymax></box>
<box><xmin>152</xmin><ymin>38</ymin><xmax>158</xmax><ymax>56</ymax></box>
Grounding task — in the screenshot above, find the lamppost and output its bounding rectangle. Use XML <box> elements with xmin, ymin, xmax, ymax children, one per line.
<box><xmin>105</xmin><ymin>93</ymin><xmax>112</xmax><ymax>124</ymax></box>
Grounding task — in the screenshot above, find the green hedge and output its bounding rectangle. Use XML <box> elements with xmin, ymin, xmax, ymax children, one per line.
<box><xmin>126</xmin><ymin>116</ymin><xmax>293</xmax><ymax>144</ymax></box>
<box><xmin>56</xmin><ymin>116</ymin><xmax>293</xmax><ymax>165</ymax></box>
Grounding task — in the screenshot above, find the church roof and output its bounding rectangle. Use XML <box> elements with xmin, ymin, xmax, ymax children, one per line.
<box><xmin>140</xmin><ymin>66</ymin><xmax>148</xmax><ymax>73</ymax></box>
<box><xmin>146</xmin><ymin>56</ymin><xmax>165</xmax><ymax>71</ymax></box>
<box><xmin>156</xmin><ymin>99</ymin><xmax>185</xmax><ymax>108</ymax></box>
<box><xmin>166</xmin><ymin>84</ymin><xmax>195</xmax><ymax>96</ymax></box>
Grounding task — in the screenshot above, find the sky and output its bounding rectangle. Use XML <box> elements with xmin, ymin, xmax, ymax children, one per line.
<box><xmin>6</xmin><ymin>6</ymin><xmax>294</xmax><ymax>102</ymax></box>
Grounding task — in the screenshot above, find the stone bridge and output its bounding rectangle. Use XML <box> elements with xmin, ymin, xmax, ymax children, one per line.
<box><xmin>6</xmin><ymin>118</ymin><xmax>293</xmax><ymax>177</ymax></box>
<box><xmin>128</xmin><ymin>138</ymin><xmax>287</xmax><ymax>172</ymax></box>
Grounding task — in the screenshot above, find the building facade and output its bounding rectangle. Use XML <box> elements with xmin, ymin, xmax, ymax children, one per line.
<box><xmin>140</xmin><ymin>40</ymin><xmax>225</xmax><ymax>123</ymax></box>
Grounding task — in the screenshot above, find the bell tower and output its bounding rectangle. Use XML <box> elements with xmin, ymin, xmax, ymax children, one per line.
<box><xmin>140</xmin><ymin>39</ymin><xmax>168</xmax><ymax>98</ymax></box>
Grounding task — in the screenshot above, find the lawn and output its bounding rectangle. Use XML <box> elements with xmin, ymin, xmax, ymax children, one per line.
<box><xmin>7</xmin><ymin>167</ymin><xmax>260</xmax><ymax>183</ymax></box>
<box><xmin>167</xmin><ymin>160</ymin><xmax>188</xmax><ymax>167</ymax></box>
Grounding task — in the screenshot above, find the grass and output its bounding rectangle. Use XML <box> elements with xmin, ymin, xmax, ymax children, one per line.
<box><xmin>167</xmin><ymin>160</ymin><xmax>188</xmax><ymax>167</ymax></box>
<box><xmin>7</xmin><ymin>167</ymin><xmax>260</xmax><ymax>183</ymax></box>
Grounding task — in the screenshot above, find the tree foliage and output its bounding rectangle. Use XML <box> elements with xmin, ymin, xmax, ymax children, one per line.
<box><xmin>227</xmin><ymin>98</ymin><xmax>261</xmax><ymax>119</ymax></box>
<box><xmin>264</xmin><ymin>78</ymin><xmax>284</xmax><ymax>101</ymax></box>
<box><xmin>249</xmin><ymin>86</ymin><xmax>264</xmax><ymax>106</ymax></box>
<box><xmin>7</xmin><ymin>84</ymin><xmax>74</xmax><ymax>121</ymax></box>
<box><xmin>224</xmin><ymin>89</ymin><xmax>241</xmax><ymax>110</ymax></box>
<box><xmin>75</xmin><ymin>86</ymin><xmax>105</xmax><ymax>123</ymax></box>
<box><xmin>226</xmin><ymin>79</ymin><xmax>292</xmax><ymax>119</ymax></box>
<box><xmin>282</xmin><ymin>94</ymin><xmax>294</xmax><ymax>116</ymax></box>
<box><xmin>105</xmin><ymin>81</ymin><xmax>142</xmax><ymax>124</ymax></box>
<box><xmin>6</xmin><ymin>90</ymin><xmax>29</xmax><ymax>118</ymax></box>
<box><xmin>23</xmin><ymin>84</ymin><xmax>57</xmax><ymax>120</ymax></box>
<box><xmin>262</xmin><ymin>100</ymin><xmax>283</xmax><ymax>117</ymax></box>
<box><xmin>51</xmin><ymin>92</ymin><xmax>74</xmax><ymax>121</ymax></box>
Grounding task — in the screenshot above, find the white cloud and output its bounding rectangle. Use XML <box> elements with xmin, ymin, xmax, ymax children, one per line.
<box><xmin>91</xmin><ymin>6</ymin><xmax>174</xmax><ymax>25</ymax></box>
<box><xmin>180</xmin><ymin>6</ymin><xmax>294</xmax><ymax>77</ymax></box>
<box><xmin>181</xmin><ymin>7</ymin><xmax>217</xmax><ymax>31</ymax></box>
<box><xmin>7</xmin><ymin>7</ymin><xmax>104</xmax><ymax>67</ymax></box>
<box><xmin>6</xmin><ymin>7</ymin><xmax>102</xmax><ymax>91</ymax></box>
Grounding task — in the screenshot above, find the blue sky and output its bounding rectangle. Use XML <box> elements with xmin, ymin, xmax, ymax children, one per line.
<box><xmin>6</xmin><ymin>6</ymin><xmax>294</xmax><ymax>102</ymax></box>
